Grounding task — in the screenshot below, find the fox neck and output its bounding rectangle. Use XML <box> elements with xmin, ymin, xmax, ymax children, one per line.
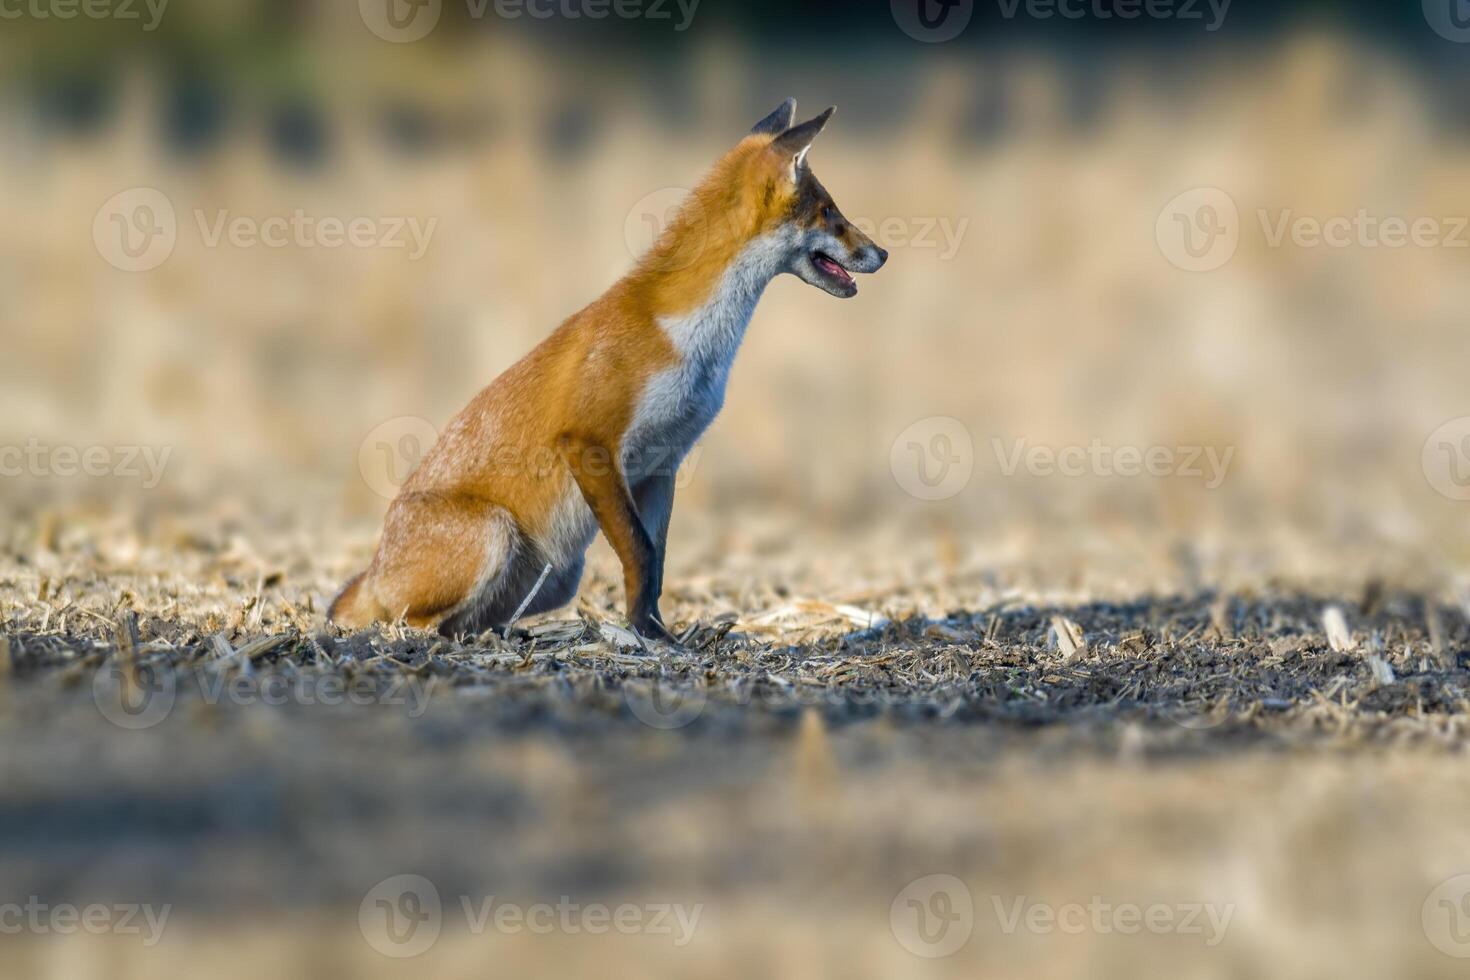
<box><xmin>651</xmin><ymin>229</ymin><xmax>793</xmax><ymax>369</ymax></box>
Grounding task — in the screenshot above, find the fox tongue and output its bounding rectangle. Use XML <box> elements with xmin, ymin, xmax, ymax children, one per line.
<box><xmin>814</xmin><ymin>254</ymin><xmax>854</xmax><ymax>286</ymax></box>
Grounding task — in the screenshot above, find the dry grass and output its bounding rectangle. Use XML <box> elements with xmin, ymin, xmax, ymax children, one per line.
<box><xmin>3</xmin><ymin>495</ymin><xmax>1470</xmax><ymax>978</ymax></box>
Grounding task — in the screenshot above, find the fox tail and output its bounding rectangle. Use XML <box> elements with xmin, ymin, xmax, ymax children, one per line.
<box><xmin>327</xmin><ymin>571</ymin><xmax>377</xmax><ymax>628</ymax></box>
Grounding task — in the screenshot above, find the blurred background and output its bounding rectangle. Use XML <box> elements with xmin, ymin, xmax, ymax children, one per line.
<box><xmin>6</xmin><ymin>1</ymin><xmax>1470</xmax><ymax>977</ymax></box>
<box><xmin>5</xmin><ymin>0</ymin><xmax>1470</xmax><ymax>568</ymax></box>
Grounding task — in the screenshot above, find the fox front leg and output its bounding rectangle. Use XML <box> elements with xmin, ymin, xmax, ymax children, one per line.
<box><xmin>634</xmin><ymin>470</ymin><xmax>677</xmax><ymax>620</ymax></box>
<box><xmin>558</xmin><ymin>434</ymin><xmax>675</xmax><ymax>643</ymax></box>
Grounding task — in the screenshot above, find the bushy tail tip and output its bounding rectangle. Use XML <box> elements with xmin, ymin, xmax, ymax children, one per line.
<box><xmin>327</xmin><ymin>572</ymin><xmax>374</xmax><ymax>628</ymax></box>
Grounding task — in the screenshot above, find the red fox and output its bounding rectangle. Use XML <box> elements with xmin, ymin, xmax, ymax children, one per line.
<box><xmin>329</xmin><ymin>99</ymin><xmax>887</xmax><ymax>641</ymax></box>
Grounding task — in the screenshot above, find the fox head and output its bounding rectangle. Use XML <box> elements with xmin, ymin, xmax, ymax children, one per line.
<box><xmin>740</xmin><ymin>98</ymin><xmax>888</xmax><ymax>297</ymax></box>
<box><xmin>642</xmin><ymin>98</ymin><xmax>888</xmax><ymax>301</ymax></box>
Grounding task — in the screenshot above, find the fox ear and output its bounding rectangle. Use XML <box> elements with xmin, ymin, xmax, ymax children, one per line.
<box><xmin>751</xmin><ymin>98</ymin><xmax>797</xmax><ymax>136</ymax></box>
<box><xmin>770</xmin><ymin>106</ymin><xmax>834</xmax><ymax>177</ymax></box>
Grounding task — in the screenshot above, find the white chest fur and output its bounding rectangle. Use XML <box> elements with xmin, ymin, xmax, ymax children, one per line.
<box><xmin>622</xmin><ymin>232</ymin><xmax>790</xmax><ymax>484</ymax></box>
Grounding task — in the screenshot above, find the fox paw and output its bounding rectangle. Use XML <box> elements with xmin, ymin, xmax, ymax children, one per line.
<box><xmin>631</xmin><ymin>612</ymin><xmax>680</xmax><ymax>647</ymax></box>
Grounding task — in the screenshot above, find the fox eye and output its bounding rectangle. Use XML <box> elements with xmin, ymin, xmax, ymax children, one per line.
<box><xmin>821</xmin><ymin>205</ymin><xmax>835</xmax><ymax>224</ymax></box>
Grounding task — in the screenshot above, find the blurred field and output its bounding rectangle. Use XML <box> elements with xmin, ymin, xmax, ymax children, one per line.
<box><xmin>4</xmin><ymin>30</ymin><xmax>1470</xmax><ymax>543</ymax></box>
<box><xmin>5</xmin><ymin>8</ymin><xmax>1470</xmax><ymax>978</ymax></box>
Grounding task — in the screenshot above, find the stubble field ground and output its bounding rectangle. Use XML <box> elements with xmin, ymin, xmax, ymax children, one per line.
<box><xmin>4</xmin><ymin>494</ymin><xmax>1470</xmax><ymax>979</ymax></box>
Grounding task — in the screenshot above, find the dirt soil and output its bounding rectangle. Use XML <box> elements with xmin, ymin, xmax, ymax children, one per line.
<box><xmin>3</xmin><ymin>497</ymin><xmax>1470</xmax><ymax>979</ymax></box>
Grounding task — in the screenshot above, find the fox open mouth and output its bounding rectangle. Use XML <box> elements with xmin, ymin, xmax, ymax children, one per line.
<box><xmin>812</xmin><ymin>251</ymin><xmax>856</xmax><ymax>289</ymax></box>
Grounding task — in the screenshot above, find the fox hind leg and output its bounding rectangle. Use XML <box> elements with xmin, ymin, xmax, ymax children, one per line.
<box><xmin>513</xmin><ymin>555</ymin><xmax>585</xmax><ymax>619</ymax></box>
<box><xmin>436</xmin><ymin>551</ymin><xmax>585</xmax><ymax>638</ymax></box>
<box><xmin>332</xmin><ymin>491</ymin><xmax>587</xmax><ymax>637</ymax></box>
<box><xmin>344</xmin><ymin>491</ymin><xmax>517</xmax><ymax>631</ymax></box>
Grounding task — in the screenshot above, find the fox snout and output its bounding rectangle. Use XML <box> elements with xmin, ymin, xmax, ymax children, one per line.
<box><xmin>792</xmin><ymin>183</ymin><xmax>888</xmax><ymax>297</ymax></box>
<box><xmin>799</xmin><ymin>227</ymin><xmax>888</xmax><ymax>298</ymax></box>
<box><xmin>835</xmin><ymin>214</ymin><xmax>888</xmax><ymax>274</ymax></box>
<box><xmin>848</xmin><ymin>241</ymin><xmax>889</xmax><ymax>274</ymax></box>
